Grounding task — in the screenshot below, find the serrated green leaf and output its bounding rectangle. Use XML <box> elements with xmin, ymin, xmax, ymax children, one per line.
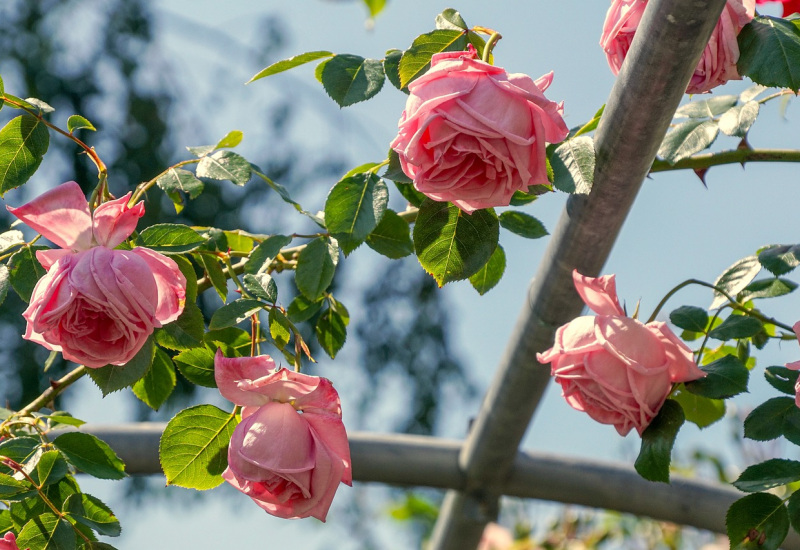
<box><xmin>247</xmin><ymin>51</ymin><xmax>333</xmax><ymax>84</ymax></box>
<box><xmin>16</xmin><ymin>513</ymin><xmax>75</xmax><ymax>550</ymax></box>
<box><xmin>634</xmin><ymin>400</ymin><xmax>684</xmax><ymax>483</ymax></box>
<box><xmin>0</xmin><ymin>472</ymin><xmax>32</xmax><ymax>498</ymax></box>
<box><xmin>186</xmin><ymin>144</ymin><xmax>214</xmax><ymax>157</ymax></box>
<box><xmin>243</xmin><ymin>273</ymin><xmax>277</xmax><ymax>303</ymax></box>
<box><xmin>469</xmin><ymin>244</ymin><xmax>506</xmax><ymax>295</ymax></box>
<box><xmin>669</xmin><ymin>306</ymin><xmax>709</xmax><ymax>332</ymax></box>
<box><xmin>765</xmin><ymin>366</ymin><xmax>799</xmax><ymax>396</ymax></box>
<box><xmin>244</xmin><ymin>235</ymin><xmax>292</xmax><ymax>275</ymax></box>
<box><xmin>385</xmin><ymin>149</ymin><xmax>413</xmax><ymax>185</ymax></box>
<box><xmin>0</xmin><ymin>437</ymin><xmax>40</xmax><ymax>466</ymax></box>
<box><xmin>156</xmin><ymin>169</ymin><xmax>204</xmax><ymax>213</ymax></box>
<box><xmin>24</xmin><ymin>98</ymin><xmax>54</xmax><ymax>113</ymax></box>
<box><xmin>710</xmin><ymin>255</ymin><xmax>762</xmax><ymax>309</ymax></box>
<box><xmin>32</xmin><ymin>450</ymin><xmax>69</xmax><ymax>487</ymax></box>
<box><xmin>788</xmin><ymin>490</ymin><xmax>800</xmax><ymax>536</ymax></box>
<box><xmin>174</xmin><ymin>345</ymin><xmax>217</xmax><ymax>388</ymax></box>
<box><xmin>719</xmin><ymin>101</ymin><xmax>760</xmax><ymax>137</ymax></box>
<box><xmin>399</xmin><ymin>30</ymin><xmax>468</xmax><ymax>88</ymax></box>
<box><xmin>737</xmin><ymin>15</ymin><xmax>800</xmax><ymax>90</ymax></box>
<box><xmin>64</xmin><ymin>493</ymin><xmax>120</xmax><ymax>537</ymax></box>
<box><xmin>316</xmin><ymin>301</ymin><xmax>349</xmax><ymax>358</ymax></box>
<box><xmin>658</xmin><ymin>119</ymin><xmax>719</xmax><ymax>164</ymax></box>
<box><xmin>671</xmin><ymin>385</ymin><xmax>725</xmax><ymax>429</ymax></box>
<box><xmin>413</xmin><ymin>200</ymin><xmax>499</xmax><ymax>286</ymax></box>
<box><xmin>744</xmin><ymin>396</ymin><xmax>796</xmax><ymax>441</ymax></box>
<box><xmin>295</xmin><ymin>238</ymin><xmax>338</xmax><ymax>300</ymax></box>
<box><xmin>132</xmin><ymin>347</ymin><xmax>176</xmax><ymax>411</ymax></box>
<box><xmin>197</xmin><ymin>253</ymin><xmax>227</xmax><ymax>303</ymax></box>
<box><xmin>0</xmin><ymin>264</ymin><xmax>9</xmax><ymax>307</ymax></box>
<box><xmin>435</xmin><ymin>8</ymin><xmax>468</xmax><ymax>30</ymax></box>
<box><xmin>384</xmin><ymin>49</ymin><xmax>404</xmax><ymax>91</ymax></box>
<box><xmin>674</xmin><ymin>95</ymin><xmax>738</xmax><ymax>118</ymax></box>
<box><xmin>287</xmin><ymin>294</ymin><xmax>324</xmax><ymax>323</ymax></box>
<box><xmin>325</xmin><ymin>172</ymin><xmax>389</xmax><ymax>255</ymax></box>
<box><xmin>160</xmin><ymin>404</ymin><xmax>238</xmax><ymax>490</ymax></box>
<box><xmin>366</xmin><ymin>209</ymin><xmax>414</xmax><ymax>259</ymax></box>
<box><xmin>550</xmin><ymin>136</ymin><xmax>595</xmax><ymax>194</ymax></box>
<box><xmin>739</xmin><ymin>277</ymin><xmax>797</xmax><ymax>301</ymax></box>
<box><xmin>66</xmin><ymin>115</ymin><xmax>96</xmax><ymax>133</ymax></box>
<box><xmin>268</xmin><ymin>307</ymin><xmax>292</xmax><ymax>350</ymax></box>
<box><xmin>570</xmin><ymin>104</ymin><xmax>605</xmax><ymax>138</ymax></box>
<box><xmin>136</xmin><ymin>224</ymin><xmax>205</xmax><ymax>254</ymax></box>
<box><xmin>758</xmin><ymin>245</ymin><xmax>800</xmax><ymax>276</ymax></box>
<box><xmin>509</xmin><ymin>190</ymin><xmax>539</xmax><ymax>206</ymax></box>
<box><xmin>318</xmin><ymin>55</ymin><xmax>385</xmax><ymax>108</ymax></box>
<box><xmin>0</xmin><ymin>115</ymin><xmax>50</xmax><ymax>195</ymax></box>
<box><xmin>154</xmin><ymin>301</ymin><xmax>204</xmax><ymax>351</ymax></box>
<box><xmin>214</xmin><ymin>130</ymin><xmax>243</xmax><ymax>149</ymax></box>
<box><xmin>53</xmin><ymin>432</ymin><xmax>126</xmax><ymax>480</ymax></box>
<box><xmin>87</xmin><ymin>336</ymin><xmax>154</xmax><ymax>396</ymax></box>
<box><xmin>0</xmin><ymin>229</ymin><xmax>25</xmax><ymax>253</ymax></box>
<box><xmin>208</xmin><ymin>298</ymin><xmax>263</xmax><ymax>330</ymax></box>
<box><xmin>685</xmin><ymin>354</ymin><xmax>749</xmax><ymax>399</ymax></box>
<box><xmin>708</xmin><ymin>315</ymin><xmax>763</xmax><ymax>340</ymax></box>
<box><xmin>734</xmin><ymin>459</ymin><xmax>800</xmax><ymax>492</ymax></box>
<box><xmin>498</xmin><ymin>211</ymin><xmax>548</xmax><ymax>239</ymax></box>
<box><xmin>7</xmin><ymin>245</ymin><xmax>45</xmax><ymax>302</ymax></box>
<box><xmin>726</xmin><ymin>492</ymin><xmax>789</xmax><ymax>550</ymax></box>
<box><xmin>197</xmin><ymin>150</ymin><xmax>251</xmax><ymax>186</ymax></box>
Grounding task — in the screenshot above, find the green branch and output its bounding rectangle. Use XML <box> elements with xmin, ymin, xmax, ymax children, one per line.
<box><xmin>650</xmin><ymin>148</ymin><xmax>800</xmax><ymax>174</ymax></box>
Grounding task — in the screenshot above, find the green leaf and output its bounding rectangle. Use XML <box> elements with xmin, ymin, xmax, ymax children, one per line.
<box><xmin>366</xmin><ymin>209</ymin><xmax>414</xmax><ymax>259</ymax></box>
<box><xmin>24</xmin><ymin>98</ymin><xmax>54</xmax><ymax>113</ymax></box>
<box><xmin>0</xmin><ymin>114</ymin><xmax>50</xmax><ymax>195</ymax></box>
<box><xmin>739</xmin><ymin>278</ymin><xmax>797</xmax><ymax>301</ymax></box>
<box><xmin>87</xmin><ymin>336</ymin><xmax>154</xmax><ymax>396</ymax></box>
<box><xmin>708</xmin><ymin>315</ymin><xmax>763</xmax><ymax>340</ymax></box>
<box><xmin>658</xmin><ymin>119</ymin><xmax>719</xmax><ymax>164</ymax></box>
<box><xmin>634</xmin><ymin>400</ymin><xmax>685</xmax><ymax>483</ymax></box>
<box><xmin>710</xmin><ymin>255</ymin><xmax>762</xmax><ymax>309</ymax></box>
<box><xmin>399</xmin><ymin>30</ymin><xmax>468</xmax><ymax>88</ymax></box>
<box><xmin>435</xmin><ymin>8</ymin><xmax>468</xmax><ymax>30</ymax></box>
<box><xmin>154</xmin><ymin>301</ymin><xmax>205</xmax><ymax>351</ymax></box>
<box><xmin>197</xmin><ymin>253</ymin><xmax>227</xmax><ymax>303</ymax></box>
<box><xmin>719</xmin><ymin>101</ymin><xmax>760</xmax><ymax>137</ymax></box>
<box><xmin>174</xmin><ymin>345</ymin><xmax>217</xmax><ymax>388</ymax></box>
<box><xmin>789</xmin><ymin>491</ymin><xmax>800</xmax><ymax>536</ymax></box>
<box><xmin>196</xmin><ymin>150</ymin><xmax>251</xmax><ymax>186</ymax></box>
<box><xmin>325</xmin><ymin>172</ymin><xmax>389</xmax><ymax>255</ymax></box>
<box><xmin>316</xmin><ymin>300</ymin><xmax>349</xmax><ymax>358</ymax></box>
<box><xmin>669</xmin><ymin>306</ymin><xmax>709</xmax><ymax>333</ymax></box>
<box><xmin>204</xmin><ymin>327</ymin><xmax>251</xmax><ymax>356</ymax></box>
<box><xmin>744</xmin><ymin>396</ymin><xmax>796</xmax><ymax>441</ymax></box>
<box><xmin>16</xmin><ymin>513</ymin><xmax>76</xmax><ymax>550</ymax></box>
<box><xmin>726</xmin><ymin>493</ymin><xmax>789</xmax><ymax>550</ymax></box>
<box><xmin>160</xmin><ymin>404</ymin><xmax>238</xmax><ymax>490</ymax></box>
<box><xmin>385</xmin><ymin>149</ymin><xmax>413</xmax><ymax>184</ymax></box>
<box><xmin>31</xmin><ymin>450</ymin><xmax>69</xmax><ymax>487</ymax></box>
<box><xmin>550</xmin><ymin>136</ymin><xmax>595</xmax><ymax>194</ymax></box>
<box><xmin>287</xmin><ymin>295</ymin><xmax>324</xmax><ymax>323</ymax></box>
<box><xmin>737</xmin><ymin>16</ymin><xmax>800</xmax><ymax>91</ymax></box>
<box><xmin>136</xmin><ymin>224</ymin><xmax>205</xmax><ymax>254</ymax></box>
<box><xmin>186</xmin><ymin>144</ymin><xmax>214</xmax><ymax>157</ymax></box>
<box><xmin>243</xmin><ymin>273</ymin><xmax>277</xmax><ymax>303</ymax></box>
<box><xmin>674</xmin><ymin>95</ymin><xmax>738</xmax><ymax>118</ymax></box>
<box><xmin>172</xmin><ymin>255</ymin><xmax>198</xmax><ymax>304</ymax></box>
<box><xmin>132</xmin><ymin>347</ymin><xmax>176</xmax><ymax>411</ymax></box>
<box><xmin>64</xmin><ymin>493</ymin><xmax>120</xmax><ymax>537</ymax></box>
<box><xmin>671</xmin><ymin>385</ymin><xmax>725</xmax><ymax>429</ymax></box>
<box><xmin>295</xmin><ymin>238</ymin><xmax>339</xmax><ymax>300</ymax></box>
<box><xmin>247</xmin><ymin>51</ymin><xmax>333</xmax><ymax>84</ymax></box>
<box><xmin>0</xmin><ymin>229</ymin><xmax>25</xmax><ymax>253</ymax></box>
<box><xmin>509</xmin><ymin>190</ymin><xmax>539</xmax><ymax>206</ymax></box>
<box><xmin>44</xmin><ymin>413</ymin><xmax>86</xmax><ymax>429</ymax></box>
<box><xmin>208</xmin><ymin>298</ymin><xmax>264</xmax><ymax>330</ymax></box>
<box><xmin>498</xmin><ymin>211</ymin><xmax>548</xmax><ymax>239</ymax></box>
<box><xmin>363</xmin><ymin>0</ymin><xmax>386</xmax><ymax>18</ymax></box>
<box><xmin>66</xmin><ymin>115</ymin><xmax>96</xmax><ymax>133</ymax></box>
<box><xmin>53</xmin><ymin>432</ymin><xmax>126</xmax><ymax>480</ymax></box>
<box><xmin>214</xmin><ymin>130</ymin><xmax>243</xmax><ymax>149</ymax></box>
<box><xmin>268</xmin><ymin>307</ymin><xmax>293</xmax><ymax>350</ymax></box>
<box><xmin>765</xmin><ymin>366</ymin><xmax>799</xmax><ymax>395</ymax></box>
<box><xmin>318</xmin><ymin>55</ymin><xmax>385</xmax><ymax>108</ymax></box>
<box><xmin>244</xmin><ymin>235</ymin><xmax>292</xmax><ymax>275</ymax></box>
<box><xmin>685</xmin><ymin>354</ymin><xmax>749</xmax><ymax>399</ymax></box>
<box><xmin>156</xmin><ymin>168</ymin><xmax>204</xmax><ymax>213</ymax></box>
<box><xmin>734</xmin><ymin>459</ymin><xmax>800</xmax><ymax>493</ymax></box>
<box><xmin>413</xmin><ymin>200</ymin><xmax>499</xmax><ymax>286</ymax></box>
<box><xmin>0</xmin><ymin>472</ymin><xmax>32</xmax><ymax>499</ymax></box>
<box><xmin>383</xmin><ymin>49</ymin><xmax>404</xmax><ymax>91</ymax></box>
<box><xmin>758</xmin><ymin>245</ymin><xmax>800</xmax><ymax>276</ymax></box>
<box><xmin>0</xmin><ymin>437</ymin><xmax>40</xmax><ymax>465</ymax></box>
<box><xmin>570</xmin><ymin>104</ymin><xmax>605</xmax><ymax>138</ymax></box>
<box><xmin>7</xmin><ymin>245</ymin><xmax>45</xmax><ymax>302</ymax></box>
<box><xmin>0</xmin><ymin>264</ymin><xmax>9</xmax><ymax>308</ymax></box>
<box><xmin>469</xmin><ymin>244</ymin><xmax>506</xmax><ymax>296</ymax></box>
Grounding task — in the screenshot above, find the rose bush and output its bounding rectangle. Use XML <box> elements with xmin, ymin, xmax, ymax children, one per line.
<box><xmin>215</xmin><ymin>351</ymin><xmax>352</xmax><ymax>521</ymax></box>
<box><xmin>0</xmin><ymin>533</ymin><xmax>20</xmax><ymax>550</ymax></box>
<box><xmin>7</xmin><ymin>181</ymin><xmax>186</xmax><ymax>368</ymax></box>
<box><xmin>536</xmin><ymin>270</ymin><xmax>705</xmax><ymax>436</ymax></box>
<box><xmin>390</xmin><ymin>45</ymin><xmax>568</xmax><ymax>213</ymax></box>
<box><xmin>600</xmin><ymin>0</ymin><xmax>755</xmax><ymax>94</ymax></box>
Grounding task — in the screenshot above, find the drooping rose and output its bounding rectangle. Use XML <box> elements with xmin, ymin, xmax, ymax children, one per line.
<box><xmin>600</xmin><ymin>0</ymin><xmax>756</xmax><ymax>94</ymax></box>
<box><xmin>0</xmin><ymin>532</ymin><xmax>20</xmax><ymax>550</ymax></box>
<box><xmin>215</xmin><ymin>350</ymin><xmax>352</xmax><ymax>521</ymax></box>
<box><xmin>390</xmin><ymin>45</ymin><xmax>568</xmax><ymax>214</ymax></box>
<box><xmin>784</xmin><ymin>321</ymin><xmax>800</xmax><ymax>407</ymax></box>
<box><xmin>536</xmin><ymin>270</ymin><xmax>705</xmax><ymax>436</ymax></box>
<box><xmin>756</xmin><ymin>0</ymin><xmax>800</xmax><ymax>16</ymax></box>
<box><xmin>7</xmin><ymin>181</ymin><xmax>186</xmax><ymax>368</ymax></box>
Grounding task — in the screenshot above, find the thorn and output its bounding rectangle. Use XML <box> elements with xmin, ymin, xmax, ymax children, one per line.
<box><xmin>693</xmin><ymin>168</ymin><xmax>709</xmax><ymax>188</ymax></box>
<box><xmin>738</xmin><ymin>136</ymin><xmax>752</xmax><ymax>168</ymax></box>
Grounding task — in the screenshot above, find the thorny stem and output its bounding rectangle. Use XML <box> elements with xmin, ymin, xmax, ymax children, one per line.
<box><xmin>650</xmin><ymin>148</ymin><xmax>800</xmax><ymax>174</ymax></box>
<box><xmin>20</xmin><ymin>366</ymin><xmax>87</xmax><ymax>415</ymax></box>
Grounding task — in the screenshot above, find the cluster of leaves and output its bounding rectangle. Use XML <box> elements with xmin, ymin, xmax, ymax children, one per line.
<box><xmin>0</xmin><ymin>410</ymin><xmax>125</xmax><ymax>550</ymax></box>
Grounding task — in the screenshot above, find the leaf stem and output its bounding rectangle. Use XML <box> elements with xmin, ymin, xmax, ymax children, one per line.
<box><xmin>650</xmin><ymin>148</ymin><xmax>800</xmax><ymax>174</ymax></box>
<box><xmin>481</xmin><ymin>32</ymin><xmax>502</xmax><ymax>63</ymax></box>
<box><xmin>20</xmin><ymin>366</ymin><xmax>87</xmax><ymax>415</ymax></box>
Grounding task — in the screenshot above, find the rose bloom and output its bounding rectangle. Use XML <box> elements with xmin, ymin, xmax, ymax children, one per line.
<box><xmin>215</xmin><ymin>350</ymin><xmax>352</xmax><ymax>521</ymax></box>
<box><xmin>7</xmin><ymin>181</ymin><xmax>185</xmax><ymax>368</ymax></box>
<box><xmin>756</xmin><ymin>0</ymin><xmax>800</xmax><ymax>16</ymax></box>
<box><xmin>784</xmin><ymin>321</ymin><xmax>800</xmax><ymax>407</ymax></box>
<box><xmin>390</xmin><ymin>45</ymin><xmax>568</xmax><ymax>214</ymax></box>
<box><xmin>0</xmin><ymin>532</ymin><xmax>20</xmax><ymax>550</ymax></box>
<box><xmin>600</xmin><ymin>0</ymin><xmax>756</xmax><ymax>94</ymax></box>
<box><xmin>537</xmin><ymin>270</ymin><xmax>705</xmax><ymax>436</ymax></box>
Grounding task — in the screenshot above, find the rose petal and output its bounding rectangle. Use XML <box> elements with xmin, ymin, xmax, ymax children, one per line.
<box><xmin>127</xmin><ymin>247</ymin><xmax>186</xmax><ymax>325</ymax></box>
<box><xmin>572</xmin><ymin>270</ymin><xmax>626</xmax><ymax>317</ymax></box>
<box><xmin>92</xmin><ymin>193</ymin><xmax>145</xmax><ymax>248</ymax></box>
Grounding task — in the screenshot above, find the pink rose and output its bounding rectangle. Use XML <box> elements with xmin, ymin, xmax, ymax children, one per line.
<box><xmin>7</xmin><ymin>181</ymin><xmax>186</xmax><ymax>368</ymax></box>
<box><xmin>389</xmin><ymin>45</ymin><xmax>568</xmax><ymax>214</ymax></box>
<box><xmin>215</xmin><ymin>350</ymin><xmax>352</xmax><ymax>521</ymax></box>
<box><xmin>477</xmin><ymin>523</ymin><xmax>514</xmax><ymax>550</ymax></box>
<box><xmin>756</xmin><ymin>0</ymin><xmax>800</xmax><ymax>16</ymax></box>
<box><xmin>0</xmin><ymin>532</ymin><xmax>20</xmax><ymax>550</ymax></box>
<box><xmin>784</xmin><ymin>321</ymin><xmax>800</xmax><ymax>407</ymax></box>
<box><xmin>600</xmin><ymin>0</ymin><xmax>756</xmax><ymax>94</ymax></box>
<box><xmin>536</xmin><ymin>270</ymin><xmax>705</xmax><ymax>436</ymax></box>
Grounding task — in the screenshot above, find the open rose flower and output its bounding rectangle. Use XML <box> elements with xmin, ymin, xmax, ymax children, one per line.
<box><xmin>215</xmin><ymin>351</ymin><xmax>352</xmax><ymax>521</ymax></box>
<box><xmin>0</xmin><ymin>532</ymin><xmax>20</xmax><ymax>550</ymax></box>
<box><xmin>390</xmin><ymin>45</ymin><xmax>568</xmax><ymax>214</ymax></box>
<box><xmin>600</xmin><ymin>0</ymin><xmax>756</xmax><ymax>94</ymax></box>
<box><xmin>536</xmin><ymin>270</ymin><xmax>705</xmax><ymax>436</ymax></box>
<box><xmin>7</xmin><ymin>181</ymin><xmax>186</xmax><ymax>368</ymax></box>
<box><xmin>784</xmin><ymin>321</ymin><xmax>800</xmax><ymax>407</ymax></box>
<box><xmin>756</xmin><ymin>0</ymin><xmax>800</xmax><ymax>16</ymax></box>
